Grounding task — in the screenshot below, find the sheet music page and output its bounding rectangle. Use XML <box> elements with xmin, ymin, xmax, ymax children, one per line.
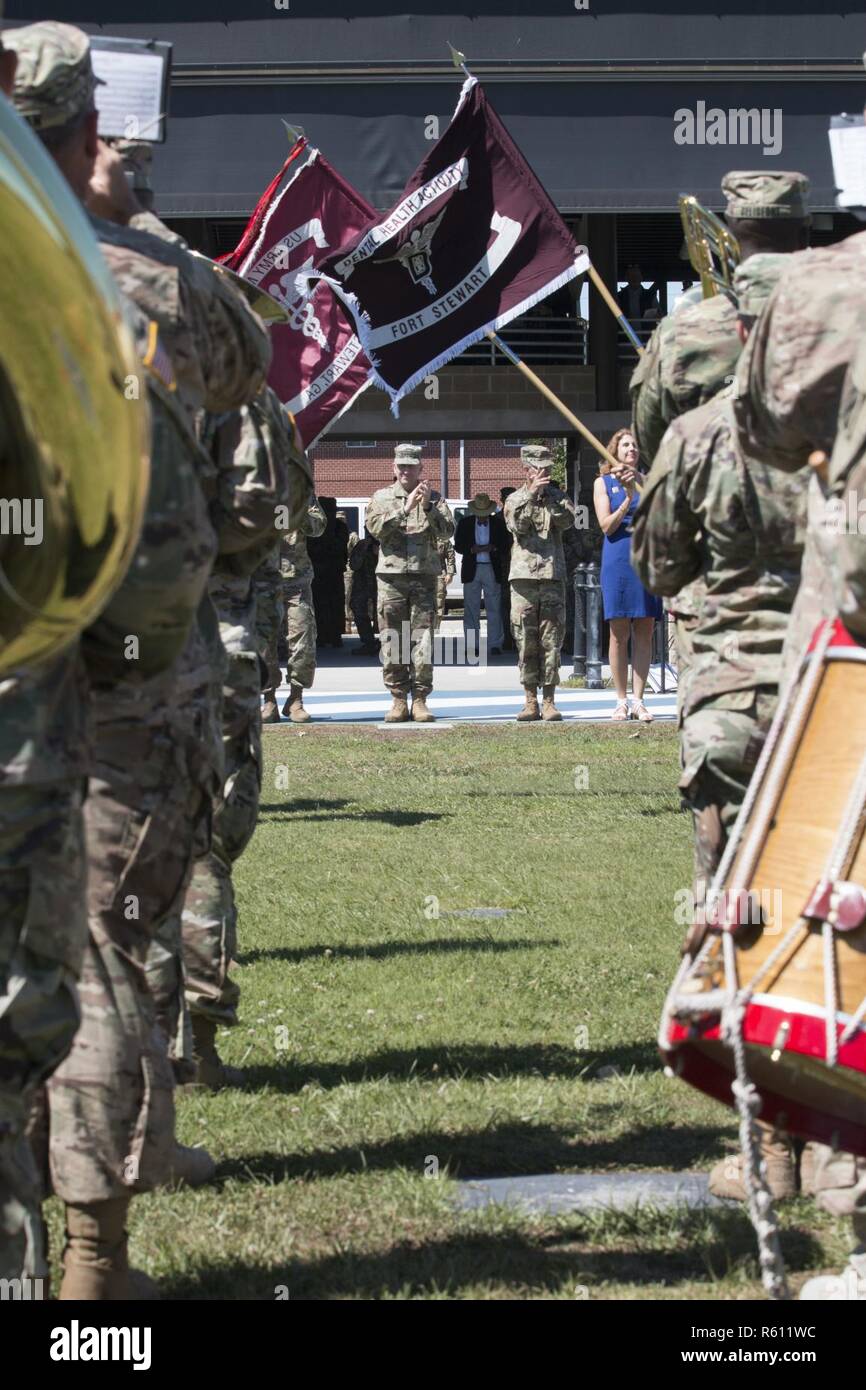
<box><xmin>91</xmin><ymin>49</ymin><xmax>164</xmax><ymax>141</ymax></box>
<box><xmin>829</xmin><ymin>120</ymin><xmax>866</xmax><ymax>210</ymax></box>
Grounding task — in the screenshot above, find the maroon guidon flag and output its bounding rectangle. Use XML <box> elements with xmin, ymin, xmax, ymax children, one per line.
<box><xmin>296</xmin><ymin>76</ymin><xmax>589</xmax><ymax>412</ymax></box>
<box><xmin>224</xmin><ymin>140</ymin><xmax>375</xmax><ymax>447</ymax></box>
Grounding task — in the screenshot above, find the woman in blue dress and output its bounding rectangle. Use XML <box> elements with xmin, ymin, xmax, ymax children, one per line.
<box><xmin>592</xmin><ymin>428</ymin><xmax>662</xmax><ymax>721</ymax></box>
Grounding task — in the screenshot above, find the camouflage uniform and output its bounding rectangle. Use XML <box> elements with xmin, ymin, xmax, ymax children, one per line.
<box><xmin>252</xmin><ymin>545</ymin><xmax>284</xmax><ymax>693</ymax></box>
<box><xmin>435</xmin><ymin>538</ymin><xmax>456</xmax><ymax>629</ymax></box>
<box><xmin>0</xmin><ymin>17</ymin><xmax>106</xmax><ymax>1288</ymax></box>
<box><xmin>733</xmin><ymin>232</ymin><xmax>866</xmax><ymax>1276</ymax></box>
<box><xmin>366</xmin><ymin>449</ymin><xmax>454</xmax><ymax>699</ymax></box>
<box><xmin>6</xmin><ymin>21</ymin><xmax>272</xmax><ymax>1222</ymax></box>
<box><xmin>46</xmin><ymin>253</ymin><xmax>269</xmax><ymax>1201</ymax></box>
<box><xmin>280</xmin><ymin>494</ymin><xmax>327</xmax><ymax>689</ymax></box>
<box><xmin>629</xmin><ymin>170</ymin><xmax>810</xmax><ymax>715</ymax></box>
<box><xmin>344</xmin><ymin>531</ymin><xmax>359</xmax><ymax>632</ymax></box>
<box><xmin>180</xmin><ymin>389</ymin><xmax>298</xmax><ymax>1037</ymax></box>
<box><xmin>0</xmin><ymin>656</ymin><xmax>88</xmax><ymax>1284</ymax></box>
<box><xmin>504</xmin><ymin>448</ymin><xmax>576</xmax><ymax>690</ymax></box>
<box><xmin>633</xmin><ymin>256</ymin><xmax>805</xmax><ymax>892</ymax></box>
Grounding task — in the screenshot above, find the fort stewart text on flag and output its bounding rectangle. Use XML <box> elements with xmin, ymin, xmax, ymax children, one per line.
<box><xmin>296</xmin><ymin>76</ymin><xmax>589</xmax><ymax>412</ymax></box>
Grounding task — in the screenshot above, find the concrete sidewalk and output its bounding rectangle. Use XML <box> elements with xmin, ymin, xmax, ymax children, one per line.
<box><xmin>271</xmin><ymin>622</ymin><xmax>677</xmax><ymax>725</ymax></box>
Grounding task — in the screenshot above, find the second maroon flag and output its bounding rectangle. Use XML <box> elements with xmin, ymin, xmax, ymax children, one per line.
<box><xmin>224</xmin><ymin>141</ymin><xmax>375</xmax><ymax>448</ymax></box>
<box><xmin>298</xmin><ymin>76</ymin><xmax>589</xmax><ymax>412</ymax></box>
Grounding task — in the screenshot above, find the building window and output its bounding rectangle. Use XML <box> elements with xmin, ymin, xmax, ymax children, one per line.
<box><xmin>345</xmin><ymin>440</ymin><xmax>378</xmax><ymax>449</ymax></box>
<box><xmin>502</xmin><ymin>439</ymin><xmax>524</xmax><ymax>448</ymax></box>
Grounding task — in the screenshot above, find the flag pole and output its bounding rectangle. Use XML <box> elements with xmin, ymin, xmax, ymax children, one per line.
<box><xmin>443</xmin><ymin>44</ymin><xmax>623</xmax><ymax>468</ymax></box>
<box><xmin>486</xmin><ymin>331</ymin><xmax>620</xmax><ymax>469</ymax></box>
<box><xmin>587</xmin><ymin>264</ymin><xmax>645</xmax><ymax>356</ymax></box>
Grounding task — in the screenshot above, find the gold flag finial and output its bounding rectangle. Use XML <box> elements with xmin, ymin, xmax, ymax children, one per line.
<box><xmin>447</xmin><ymin>43</ymin><xmax>467</xmax><ymax>70</ymax></box>
<box><xmin>281</xmin><ymin>119</ymin><xmax>305</xmax><ymax>146</ymax></box>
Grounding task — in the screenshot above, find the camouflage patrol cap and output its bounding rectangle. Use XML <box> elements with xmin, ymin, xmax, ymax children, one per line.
<box><xmin>5</xmin><ymin>21</ymin><xmax>101</xmax><ymax>132</ymax></box>
<box><xmin>394</xmin><ymin>443</ymin><xmax>422</xmax><ymax>464</ymax></box>
<box><xmin>721</xmin><ymin>170</ymin><xmax>810</xmax><ymax>220</ymax></box>
<box><xmin>521</xmin><ymin>444</ymin><xmax>552</xmax><ymax>468</ymax></box>
<box><xmin>732</xmin><ymin>253</ymin><xmax>789</xmax><ymax>319</ymax></box>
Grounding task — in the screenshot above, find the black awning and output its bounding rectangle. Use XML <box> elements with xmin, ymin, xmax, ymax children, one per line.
<box><xmin>6</xmin><ymin>1</ymin><xmax>864</xmax><ymax>67</ymax></box>
<box><xmin>149</xmin><ymin>77</ymin><xmax>842</xmax><ymax>218</ymax></box>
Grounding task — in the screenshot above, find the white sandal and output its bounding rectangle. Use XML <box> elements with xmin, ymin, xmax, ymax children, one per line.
<box><xmin>632</xmin><ymin>701</ymin><xmax>654</xmax><ymax>723</ymax></box>
<box><xmin>611</xmin><ymin>699</ymin><xmax>630</xmax><ymax>721</ymax></box>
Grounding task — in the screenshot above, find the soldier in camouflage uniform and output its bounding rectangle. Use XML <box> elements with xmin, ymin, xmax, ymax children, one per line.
<box><xmin>731</xmin><ymin>218</ymin><xmax>866</xmax><ymax>1296</ymax></box>
<box><xmin>343</xmin><ymin>518</ymin><xmax>357</xmax><ymax>633</ymax></box>
<box><xmin>0</xmin><ymin>22</ymin><xmax>156</xmax><ymax>1295</ymax></box>
<box><xmin>253</xmin><ymin>546</ymin><xmax>284</xmax><ymax>723</ymax></box>
<box><xmin>274</xmin><ymin>491</ymin><xmax>327</xmax><ymax>723</ymax></box>
<box><xmin>365</xmin><ymin>443</ymin><xmax>454</xmax><ymax>723</ymax></box>
<box><xmin>504</xmin><ymin>444</ymin><xmax>576</xmax><ymax>722</ymax></box>
<box><xmin>630</xmin><ymin>170</ymin><xmax>810</xmax><ymax>713</ymax></box>
<box><xmin>7</xmin><ymin>20</ymin><xmax>272</xmax><ymax>1298</ymax></box>
<box><xmin>634</xmin><ymin>257</ymin><xmax>805</xmax><ymax>909</ymax></box>
<box><xmin>179</xmin><ymin>388</ymin><xmax>303</xmax><ymax>1088</ymax></box>
<box><xmin>435</xmin><ymin>537</ymin><xmax>456</xmax><ymax>629</ymax></box>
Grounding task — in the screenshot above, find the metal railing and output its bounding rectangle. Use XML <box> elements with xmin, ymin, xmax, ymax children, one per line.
<box><xmin>460</xmin><ymin>314</ymin><xmax>589</xmax><ymax>366</ymax></box>
<box><xmin>616</xmin><ymin>316</ymin><xmax>660</xmax><ymax>366</ymax></box>
<box><xmin>572</xmin><ymin>561</ymin><xmax>673</xmax><ymax>694</ymax></box>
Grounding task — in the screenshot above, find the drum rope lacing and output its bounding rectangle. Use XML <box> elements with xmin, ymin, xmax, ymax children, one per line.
<box><xmin>725</xmin><ymin>990</ymin><xmax>792</xmax><ymax>1301</ymax></box>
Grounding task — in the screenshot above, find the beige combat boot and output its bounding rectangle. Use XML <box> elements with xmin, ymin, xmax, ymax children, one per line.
<box><xmin>516</xmin><ymin>686</ymin><xmax>540</xmax><ymax>722</ymax></box>
<box><xmin>59</xmin><ymin>1197</ymin><xmax>133</xmax><ymax>1300</ymax></box>
<box><xmin>411</xmin><ymin>692</ymin><xmax>436</xmax><ymax>723</ymax></box>
<box><xmin>261</xmin><ymin>689</ymin><xmax>280</xmax><ymax>723</ymax></box>
<box><xmin>191</xmin><ymin>1014</ymin><xmax>245</xmax><ymax>1090</ymax></box>
<box><xmin>281</xmin><ymin>682</ymin><xmax>311</xmax><ymax>724</ymax></box>
<box><xmin>541</xmin><ymin>685</ymin><xmax>563</xmax><ymax>721</ymax></box>
<box><xmin>164</xmin><ymin>1142</ymin><xmax>216</xmax><ymax>1189</ymax></box>
<box><xmin>709</xmin><ymin>1127</ymin><xmax>797</xmax><ymax>1201</ymax></box>
<box><xmin>384</xmin><ymin>694</ymin><xmax>410</xmax><ymax>723</ymax></box>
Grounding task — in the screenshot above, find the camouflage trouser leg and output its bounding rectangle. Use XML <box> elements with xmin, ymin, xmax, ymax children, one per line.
<box><xmin>377</xmin><ymin>574</ymin><xmax>437</xmax><ymax>696</ymax></box>
<box><xmin>183</xmin><ymin>653</ymin><xmax>261</xmax><ymax>1028</ymax></box>
<box><xmin>678</xmin><ymin>689</ymin><xmax>777</xmax><ymax>913</ymax></box>
<box><xmin>344</xmin><ymin>572</ymin><xmax>354</xmax><ymax>633</ymax></box>
<box><xmin>435</xmin><ymin>576</ymin><xmax>448</xmax><ymax>630</ymax></box>
<box><xmin>673</xmin><ymin>615</ymin><xmax>699</xmax><ymax>727</ymax></box>
<box><xmin>510</xmin><ymin>578</ymin><xmax>566</xmax><ymax>688</ymax></box>
<box><xmin>252</xmin><ymin>551</ymin><xmax>284</xmax><ymax>692</ymax></box>
<box><xmin>284</xmin><ymin>579</ymin><xmax>317</xmax><ymax>689</ymax></box>
<box><xmin>0</xmin><ymin>785</ymin><xmax>85</xmax><ymax>1281</ymax></box>
<box><xmin>44</xmin><ymin>731</ymin><xmax>204</xmax><ymax>1203</ymax></box>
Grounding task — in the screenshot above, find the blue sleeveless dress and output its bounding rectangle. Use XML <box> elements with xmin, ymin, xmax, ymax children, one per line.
<box><xmin>599</xmin><ymin>473</ymin><xmax>663</xmax><ymax>620</ymax></box>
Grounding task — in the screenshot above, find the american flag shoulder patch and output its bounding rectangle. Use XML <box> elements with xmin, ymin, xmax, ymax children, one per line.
<box><xmin>143</xmin><ymin>320</ymin><xmax>177</xmax><ymax>392</ymax></box>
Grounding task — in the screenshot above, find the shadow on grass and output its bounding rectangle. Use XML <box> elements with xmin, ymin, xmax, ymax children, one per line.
<box><xmin>236</xmin><ymin>1041</ymin><xmax>590</xmax><ymax>1092</ymax></box>
<box><xmin>236</xmin><ymin>936</ymin><xmax>560</xmax><ymax>966</ymax></box>
<box><xmin>154</xmin><ymin>1205</ymin><xmax>820</xmax><ymax>1301</ymax></box>
<box><xmin>216</xmin><ymin>1120</ymin><xmax>732</xmax><ymax>1185</ymax></box>
<box><xmin>258</xmin><ymin>803</ymin><xmax>447</xmax><ymax>827</ymax></box>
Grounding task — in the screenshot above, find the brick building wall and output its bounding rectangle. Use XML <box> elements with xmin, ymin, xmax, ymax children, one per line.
<box><xmin>310</xmin><ymin>437</ymin><xmax>566</xmax><ymax>506</ymax></box>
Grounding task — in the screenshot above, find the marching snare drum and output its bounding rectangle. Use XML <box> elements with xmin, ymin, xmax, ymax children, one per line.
<box><xmin>661</xmin><ymin>618</ymin><xmax>866</xmax><ymax>1157</ymax></box>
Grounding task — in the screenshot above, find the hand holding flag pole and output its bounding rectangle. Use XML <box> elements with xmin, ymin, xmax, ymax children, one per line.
<box><xmin>486</xmin><ymin>331</ymin><xmax>620</xmax><ymax>470</ymax></box>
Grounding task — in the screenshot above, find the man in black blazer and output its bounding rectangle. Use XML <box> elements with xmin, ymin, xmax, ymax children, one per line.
<box><xmin>455</xmin><ymin>493</ymin><xmax>509</xmax><ymax>657</ymax></box>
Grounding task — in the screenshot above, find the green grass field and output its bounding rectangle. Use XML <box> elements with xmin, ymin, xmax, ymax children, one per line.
<box><xmin>78</xmin><ymin>724</ymin><xmax>848</xmax><ymax>1298</ymax></box>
